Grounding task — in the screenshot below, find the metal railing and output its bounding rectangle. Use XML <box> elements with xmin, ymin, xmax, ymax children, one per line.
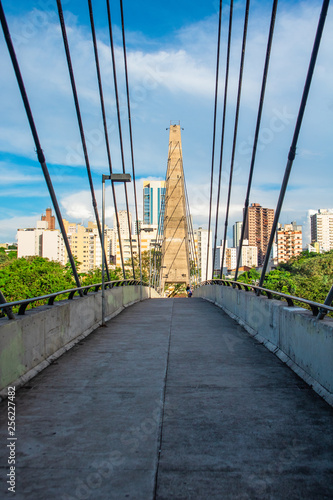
<box><xmin>0</xmin><ymin>280</ymin><xmax>146</xmax><ymax>319</ymax></box>
<box><xmin>196</xmin><ymin>279</ymin><xmax>333</xmax><ymax>320</ymax></box>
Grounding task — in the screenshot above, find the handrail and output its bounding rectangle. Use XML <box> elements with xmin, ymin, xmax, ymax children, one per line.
<box><xmin>195</xmin><ymin>279</ymin><xmax>333</xmax><ymax>319</ymax></box>
<box><xmin>0</xmin><ymin>280</ymin><xmax>147</xmax><ymax>319</ymax></box>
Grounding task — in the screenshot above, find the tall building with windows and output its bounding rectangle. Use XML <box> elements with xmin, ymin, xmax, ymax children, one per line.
<box><xmin>114</xmin><ymin>210</ymin><xmax>132</xmax><ymax>238</ymax></box>
<box><xmin>310</xmin><ymin>209</ymin><xmax>333</xmax><ymax>252</ymax></box>
<box><xmin>277</xmin><ymin>222</ymin><xmax>302</xmax><ymax>263</ymax></box>
<box><xmin>193</xmin><ymin>227</ymin><xmax>212</xmax><ymax>281</ymax></box>
<box><xmin>17</xmin><ymin>210</ymin><xmax>113</xmax><ymax>273</ymax></box>
<box><xmin>214</xmin><ymin>240</ymin><xmax>257</xmax><ymax>274</ymax></box>
<box><xmin>244</xmin><ymin>203</ymin><xmax>274</xmax><ymax>266</ymax></box>
<box><xmin>143</xmin><ymin>180</ymin><xmax>166</xmax><ymax>226</ymax></box>
<box><xmin>233</xmin><ymin>221</ymin><xmax>243</xmax><ymax>248</ymax></box>
<box><xmin>239</xmin><ymin>240</ymin><xmax>258</xmax><ymax>268</ymax></box>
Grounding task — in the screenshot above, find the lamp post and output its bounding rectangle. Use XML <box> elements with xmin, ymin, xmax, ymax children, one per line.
<box><xmin>102</xmin><ymin>173</ymin><xmax>131</xmax><ymax>326</ymax></box>
<box><xmin>140</xmin><ymin>227</ymin><xmax>154</xmax><ymax>299</ymax></box>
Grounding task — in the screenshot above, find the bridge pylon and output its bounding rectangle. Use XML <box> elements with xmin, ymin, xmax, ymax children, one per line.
<box><xmin>159</xmin><ymin>123</ymin><xmax>190</xmax><ymax>293</ymax></box>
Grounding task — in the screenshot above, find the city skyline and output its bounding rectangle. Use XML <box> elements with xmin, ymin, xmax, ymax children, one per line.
<box><xmin>13</xmin><ymin>204</ymin><xmax>333</xmax><ymax>279</ymax></box>
<box><xmin>8</xmin><ymin>198</ymin><xmax>333</xmax><ymax>247</ymax></box>
<box><xmin>0</xmin><ymin>1</ymin><xmax>332</xmax><ymax>244</ymax></box>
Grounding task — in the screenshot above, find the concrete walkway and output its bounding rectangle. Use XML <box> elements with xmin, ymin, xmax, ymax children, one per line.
<box><xmin>0</xmin><ymin>298</ymin><xmax>332</xmax><ymax>499</ymax></box>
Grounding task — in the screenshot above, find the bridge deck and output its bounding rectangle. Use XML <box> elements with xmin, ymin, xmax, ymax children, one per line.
<box><xmin>1</xmin><ymin>297</ymin><xmax>332</xmax><ymax>499</ymax></box>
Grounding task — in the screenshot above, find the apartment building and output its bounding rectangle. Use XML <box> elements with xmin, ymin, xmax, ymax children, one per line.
<box><xmin>244</xmin><ymin>203</ymin><xmax>274</xmax><ymax>266</ymax></box>
<box><xmin>310</xmin><ymin>209</ymin><xmax>333</xmax><ymax>252</ymax></box>
<box><xmin>277</xmin><ymin>222</ymin><xmax>303</xmax><ymax>263</ymax></box>
<box><xmin>143</xmin><ymin>180</ymin><xmax>166</xmax><ymax>226</ymax></box>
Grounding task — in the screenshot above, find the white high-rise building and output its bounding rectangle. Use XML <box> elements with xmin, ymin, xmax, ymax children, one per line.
<box><xmin>239</xmin><ymin>240</ymin><xmax>258</xmax><ymax>268</ymax></box>
<box><xmin>310</xmin><ymin>209</ymin><xmax>333</xmax><ymax>252</ymax></box>
<box><xmin>194</xmin><ymin>227</ymin><xmax>212</xmax><ymax>281</ymax></box>
<box><xmin>114</xmin><ymin>210</ymin><xmax>132</xmax><ymax>238</ymax></box>
<box><xmin>214</xmin><ymin>239</ymin><xmax>258</xmax><ymax>274</ymax></box>
<box><xmin>112</xmin><ymin>210</ymin><xmax>132</xmax><ymax>260</ymax></box>
<box><xmin>17</xmin><ymin>221</ymin><xmax>48</xmax><ymax>258</ymax></box>
<box><xmin>214</xmin><ymin>240</ymin><xmax>228</xmax><ymax>273</ymax></box>
<box><xmin>42</xmin><ymin>230</ymin><xmax>66</xmax><ymax>265</ymax></box>
<box><xmin>233</xmin><ymin>221</ymin><xmax>243</xmax><ymax>248</ymax></box>
<box><xmin>17</xmin><ymin>211</ymin><xmax>113</xmax><ymax>273</ymax></box>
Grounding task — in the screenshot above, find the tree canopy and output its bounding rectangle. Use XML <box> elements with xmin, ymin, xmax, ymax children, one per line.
<box><xmin>0</xmin><ymin>256</ymin><xmax>76</xmax><ymax>306</ymax></box>
<box><xmin>237</xmin><ymin>250</ymin><xmax>333</xmax><ymax>312</ymax></box>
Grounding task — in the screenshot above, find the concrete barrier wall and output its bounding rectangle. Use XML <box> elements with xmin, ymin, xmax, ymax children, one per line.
<box><xmin>0</xmin><ymin>286</ymin><xmax>160</xmax><ymax>397</ymax></box>
<box><xmin>193</xmin><ymin>285</ymin><xmax>333</xmax><ymax>406</ymax></box>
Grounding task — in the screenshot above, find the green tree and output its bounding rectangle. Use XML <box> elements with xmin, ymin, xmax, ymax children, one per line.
<box><xmin>262</xmin><ymin>250</ymin><xmax>333</xmax><ymax>314</ymax></box>
<box><xmin>263</xmin><ymin>269</ymin><xmax>296</xmax><ymax>295</ymax></box>
<box><xmin>236</xmin><ymin>267</ymin><xmax>261</xmax><ymax>285</ymax></box>
<box><xmin>80</xmin><ymin>266</ymin><xmax>124</xmax><ymax>286</ymax></box>
<box><xmin>0</xmin><ymin>247</ymin><xmax>16</xmax><ymax>265</ymax></box>
<box><xmin>0</xmin><ymin>256</ymin><xmax>76</xmax><ymax>310</ymax></box>
<box><xmin>132</xmin><ymin>249</ymin><xmax>158</xmax><ymax>283</ymax></box>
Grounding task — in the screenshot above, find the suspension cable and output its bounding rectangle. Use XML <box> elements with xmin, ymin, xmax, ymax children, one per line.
<box><xmin>106</xmin><ymin>0</ymin><xmax>135</xmax><ymax>279</ymax></box>
<box><xmin>220</xmin><ymin>0</ymin><xmax>250</xmax><ymax>278</ymax></box>
<box><xmin>155</xmin><ymin>178</ymin><xmax>166</xmax><ymax>291</ymax></box>
<box><xmin>0</xmin><ymin>0</ymin><xmax>82</xmax><ymax>293</ymax></box>
<box><xmin>119</xmin><ymin>0</ymin><xmax>142</xmax><ymax>283</ymax></box>
<box><xmin>56</xmin><ymin>0</ymin><xmax>110</xmax><ymax>282</ymax></box>
<box><xmin>185</xmin><ymin>181</ymin><xmax>200</xmax><ymax>286</ymax></box>
<box><xmin>178</xmin><ymin>150</ymin><xmax>192</xmax><ymax>286</ymax></box>
<box><xmin>87</xmin><ymin>0</ymin><xmax>126</xmax><ymax>279</ymax></box>
<box><xmin>259</xmin><ymin>0</ymin><xmax>330</xmax><ymax>288</ymax></box>
<box><xmin>205</xmin><ymin>0</ymin><xmax>223</xmax><ymax>281</ymax></box>
<box><xmin>234</xmin><ymin>0</ymin><xmax>278</xmax><ymax>282</ymax></box>
<box><xmin>212</xmin><ymin>0</ymin><xmax>233</xmax><ymax>279</ymax></box>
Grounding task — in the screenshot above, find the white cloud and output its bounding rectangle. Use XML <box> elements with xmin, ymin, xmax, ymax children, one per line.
<box><xmin>0</xmin><ymin>2</ymin><xmax>332</xmax><ymax>245</ymax></box>
<box><xmin>0</xmin><ymin>162</ymin><xmax>43</xmax><ymax>184</ymax></box>
<box><xmin>0</xmin><ymin>214</ymin><xmax>40</xmax><ymax>243</ymax></box>
<box><xmin>60</xmin><ymin>191</ymin><xmax>95</xmax><ymax>221</ymax></box>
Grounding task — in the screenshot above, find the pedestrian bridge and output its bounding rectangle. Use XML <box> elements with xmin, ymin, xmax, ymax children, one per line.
<box><xmin>0</xmin><ymin>289</ymin><xmax>332</xmax><ymax>499</ymax></box>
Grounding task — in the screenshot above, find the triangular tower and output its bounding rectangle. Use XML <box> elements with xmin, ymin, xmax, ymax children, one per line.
<box><xmin>160</xmin><ymin>123</ymin><xmax>190</xmax><ymax>291</ymax></box>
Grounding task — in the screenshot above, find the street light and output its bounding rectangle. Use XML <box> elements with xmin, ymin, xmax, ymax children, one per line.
<box><xmin>140</xmin><ymin>227</ymin><xmax>155</xmax><ymax>298</ymax></box>
<box><xmin>102</xmin><ymin>173</ymin><xmax>131</xmax><ymax>326</ymax></box>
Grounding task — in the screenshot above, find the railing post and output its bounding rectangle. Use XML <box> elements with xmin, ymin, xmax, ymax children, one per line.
<box><xmin>317</xmin><ymin>283</ymin><xmax>333</xmax><ymax>320</ymax></box>
<box><xmin>0</xmin><ymin>289</ymin><xmax>15</xmax><ymax>320</ymax></box>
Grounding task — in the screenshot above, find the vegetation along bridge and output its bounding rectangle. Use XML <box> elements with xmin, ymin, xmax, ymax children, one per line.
<box><xmin>0</xmin><ymin>0</ymin><xmax>332</xmax><ymax>498</ymax></box>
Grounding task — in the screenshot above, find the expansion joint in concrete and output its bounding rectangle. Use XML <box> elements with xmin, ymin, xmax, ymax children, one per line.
<box><xmin>153</xmin><ymin>299</ymin><xmax>174</xmax><ymax>499</ymax></box>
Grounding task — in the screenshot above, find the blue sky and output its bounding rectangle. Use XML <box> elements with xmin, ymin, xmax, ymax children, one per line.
<box><xmin>0</xmin><ymin>0</ymin><xmax>332</xmax><ymax>245</ymax></box>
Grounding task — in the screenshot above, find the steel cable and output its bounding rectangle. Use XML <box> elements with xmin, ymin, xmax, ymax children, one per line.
<box><xmin>184</xmin><ymin>181</ymin><xmax>200</xmax><ymax>286</ymax></box>
<box><xmin>106</xmin><ymin>0</ymin><xmax>135</xmax><ymax>279</ymax></box>
<box><xmin>206</xmin><ymin>0</ymin><xmax>223</xmax><ymax>281</ymax></box>
<box><xmin>212</xmin><ymin>0</ymin><xmax>233</xmax><ymax>279</ymax></box>
<box><xmin>220</xmin><ymin>0</ymin><xmax>250</xmax><ymax>278</ymax></box>
<box><xmin>87</xmin><ymin>0</ymin><xmax>126</xmax><ymax>279</ymax></box>
<box><xmin>258</xmin><ymin>0</ymin><xmax>330</xmax><ymax>288</ymax></box>
<box><xmin>119</xmin><ymin>0</ymin><xmax>142</xmax><ymax>282</ymax></box>
<box><xmin>234</xmin><ymin>0</ymin><xmax>278</xmax><ymax>282</ymax></box>
<box><xmin>56</xmin><ymin>0</ymin><xmax>110</xmax><ymax>282</ymax></box>
<box><xmin>0</xmin><ymin>0</ymin><xmax>82</xmax><ymax>294</ymax></box>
